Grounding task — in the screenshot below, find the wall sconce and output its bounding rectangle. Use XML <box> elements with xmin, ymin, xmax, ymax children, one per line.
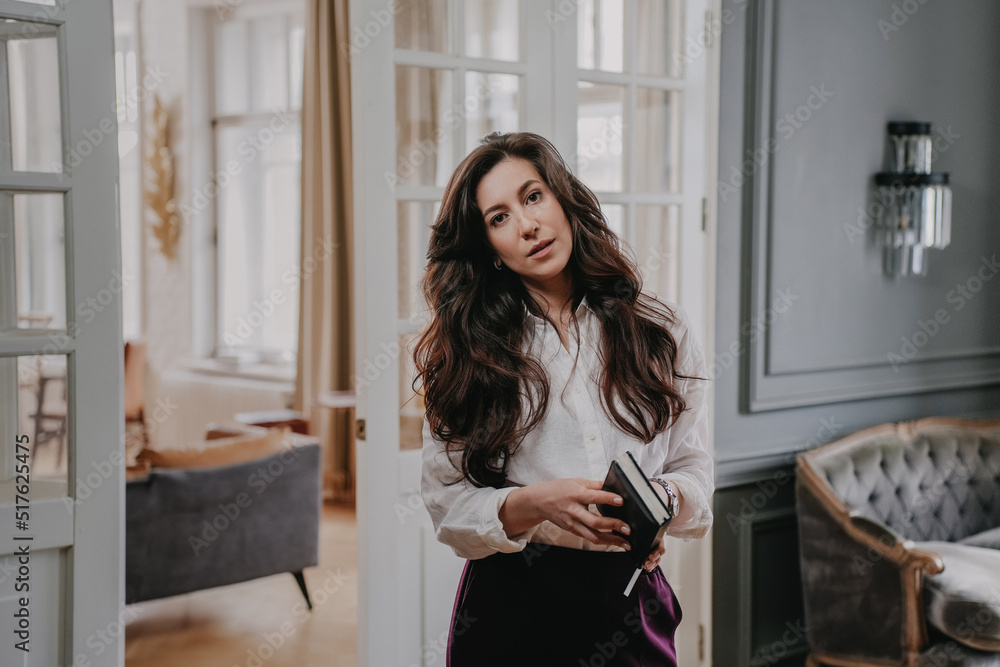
<box><xmin>874</xmin><ymin>122</ymin><xmax>952</xmax><ymax>277</ymax></box>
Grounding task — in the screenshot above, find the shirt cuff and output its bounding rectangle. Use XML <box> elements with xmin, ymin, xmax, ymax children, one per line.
<box><xmin>659</xmin><ymin>472</ymin><xmax>713</xmax><ymax>541</ymax></box>
<box><xmin>477</xmin><ymin>486</ymin><xmax>533</xmax><ymax>553</ymax></box>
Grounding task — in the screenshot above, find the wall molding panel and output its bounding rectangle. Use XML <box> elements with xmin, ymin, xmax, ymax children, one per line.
<box><xmin>737</xmin><ymin>0</ymin><xmax>1000</xmax><ymax>414</ymax></box>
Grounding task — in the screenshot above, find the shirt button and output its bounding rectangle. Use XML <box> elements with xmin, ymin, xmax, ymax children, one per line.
<box><xmin>587</xmin><ymin>432</ymin><xmax>597</xmax><ymax>440</ymax></box>
<box><xmin>574</xmin><ymin>386</ymin><xmax>581</xmax><ymax>394</ymax></box>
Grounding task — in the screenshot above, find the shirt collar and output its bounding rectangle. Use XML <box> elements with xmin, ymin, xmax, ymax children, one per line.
<box><xmin>524</xmin><ymin>294</ymin><xmax>592</xmax><ymax>324</ymax></box>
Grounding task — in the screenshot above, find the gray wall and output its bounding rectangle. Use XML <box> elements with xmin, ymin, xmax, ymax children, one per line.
<box><xmin>712</xmin><ymin>0</ymin><xmax>1000</xmax><ymax>664</ymax></box>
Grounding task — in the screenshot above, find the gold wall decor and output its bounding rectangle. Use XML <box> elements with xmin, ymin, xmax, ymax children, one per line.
<box><xmin>144</xmin><ymin>94</ymin><xmax>180</xmax><ymax>260</ymax></box>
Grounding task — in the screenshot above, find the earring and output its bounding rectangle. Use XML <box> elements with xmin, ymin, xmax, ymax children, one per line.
<box><xmin>494</xmin><ymin>258</ymin><xmax>502</xmax><ymax>270</ymax></box>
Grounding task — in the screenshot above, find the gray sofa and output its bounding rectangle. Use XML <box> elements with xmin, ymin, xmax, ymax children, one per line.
<box><xmin>796</xmin><ymin>417</ymin><xmax>1000</xmax><ymax>666</ymax></box>
<box><xmin>125</xmin><ymin>423</ymin><xmax>322</xmax><ymax>607</ymax></box>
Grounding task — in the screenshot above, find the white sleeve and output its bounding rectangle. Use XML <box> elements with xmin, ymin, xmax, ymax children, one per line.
<box><xmin>657</xmin><ymin>304</ymin><xmax>715</xmax><ymax>541</ymax></box>
<box><xmin>420</xmin><ymin>418</ymin><xmax>539</xmax><ymax>560</ymax></box>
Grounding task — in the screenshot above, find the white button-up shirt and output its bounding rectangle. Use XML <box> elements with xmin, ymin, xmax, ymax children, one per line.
<box><xmin>420</xmin><ymin>296</ymin><xmax>714</xmax><ymax>560</ymax></box>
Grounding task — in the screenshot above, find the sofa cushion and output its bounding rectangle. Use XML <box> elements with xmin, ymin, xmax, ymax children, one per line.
<box><xmin>125</xmin><ymin>458</ymin><xmax>152</xmax><ymax>481</ymax></box>
<box><xmin>960</xmin><ymin>526</ymin><xmax>1000</xmax><ymax>551</ymax></box>
<box><xmin>917</xmin><ymin>541</ymin><xmax>1000</xmax><ymax>652</ymax></box>
<box><xmin>125</xmin><ymin>418</ymin><xmax>152</xmax><ymax>480</ymax></box>
<box><xmin>136</xmin><ymin>425</ymin><xmax>291</xmax><ymax>470</ymax></box>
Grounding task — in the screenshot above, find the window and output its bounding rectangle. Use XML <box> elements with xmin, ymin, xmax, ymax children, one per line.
<box><xmin>208</xmin><ymin>1</ymin><xmax>305</xmax><ymax>365</ymax></box>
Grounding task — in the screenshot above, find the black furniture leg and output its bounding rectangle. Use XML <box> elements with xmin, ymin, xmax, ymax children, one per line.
<box><xmin>292</xmin><ymin>570</ymin><xmax>313</xmax><ymax>610</ymax></box>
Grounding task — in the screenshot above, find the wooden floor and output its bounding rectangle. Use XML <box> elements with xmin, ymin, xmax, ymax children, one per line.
<box><xmin>125</xmin><ymin>504</ymin><xmax>357</xmax><ymax>666</ymax></box>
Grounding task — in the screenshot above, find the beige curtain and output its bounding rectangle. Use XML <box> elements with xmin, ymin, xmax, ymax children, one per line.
<box><xmin>294</xmin><ymin>0</ymin><xmax>354</xmax><ymax>504</ymax></box>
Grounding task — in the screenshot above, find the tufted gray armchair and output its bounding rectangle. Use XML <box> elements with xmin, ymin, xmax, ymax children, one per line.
<box><xmin>796</xmin><ymin>417</ymin><xmax>1000</xmax><ymax>667</ymax></box>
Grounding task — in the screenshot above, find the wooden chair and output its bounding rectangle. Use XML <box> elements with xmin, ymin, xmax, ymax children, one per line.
<box><xmin>16</xmin><ymin>311</ymin><xmax>67</xmax><ymax>467</ymax></box>
<box><xmin>32</xmin><ymin>372</ymin><xmax>68</xmax><ymax>467</ymax></box>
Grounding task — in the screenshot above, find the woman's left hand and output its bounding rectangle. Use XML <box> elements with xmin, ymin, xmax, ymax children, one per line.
<box><xmin>644</xmin><ymin>539</ymin><xmax>666</xmax><ymax>572</ymax></box>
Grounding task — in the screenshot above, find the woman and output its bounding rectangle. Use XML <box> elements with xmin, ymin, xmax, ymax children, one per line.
<box><xmin>414</xmin><ymin>131</ymin><xmax>713</xmax><ymax>667</ymax></box>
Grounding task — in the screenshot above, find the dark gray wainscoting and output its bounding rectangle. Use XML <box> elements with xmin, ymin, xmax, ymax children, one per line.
<box><xmin>713</xmin><ymin>470</ymin><xmax>806</xmax><ymax>667</ymax></box>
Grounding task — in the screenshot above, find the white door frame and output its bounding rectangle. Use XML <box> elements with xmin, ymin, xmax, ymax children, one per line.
<box><xmin>348</xmin><ymin>0</ymin><xmax>399</xmax><ymax>664</ymax></box>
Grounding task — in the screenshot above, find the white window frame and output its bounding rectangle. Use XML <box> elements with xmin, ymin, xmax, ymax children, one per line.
<box><xmin>190</xmin><ymin>0</ymin><xmax>305</xmax><ymax>369</ymax></box>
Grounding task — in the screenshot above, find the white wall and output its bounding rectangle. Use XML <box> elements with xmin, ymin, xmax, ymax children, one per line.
<box><xmin>137</xmin><ymin>0</ymin><xmax>195</xmax><ymax>372</ymax></box>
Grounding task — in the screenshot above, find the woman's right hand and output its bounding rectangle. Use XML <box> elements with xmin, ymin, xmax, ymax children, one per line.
<box><xmin>519</xmin><ymin>478</ymin><xmax>632</xmax><ymax>549</ymax></box>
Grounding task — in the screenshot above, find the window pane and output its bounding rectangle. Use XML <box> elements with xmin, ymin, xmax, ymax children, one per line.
<box><xmin>577</xmin><ymin>82</ymin><xmax>624</xmax><ymax>192</ymax></box>
<box><xmin>395</xmin><ymin>0</ymin><xmax>450</xmax><ymax>53</ymax></box>
<box><xmin>465</xmin><ymin>72</ymin><xmax>519</xmax><ymax>151</ymax></box>
<box><xmin>577</xmin><ymin>0</ymin><xmax>623</xmax><ymax>72</ymax></box>
<box><xmin>636</xmin><ymin>0</ymin><xmax>682</xmax><ymax>78</ymax></box>
<box><xmin>7</xmin><ymin>353</ymin><xmax>70</xmax><ymax>489</ymax></box>
<box><xmin>2</xmin><ymin>193</ymin><xmax>67</xmax><ymax>331</ymax></box>
<box><xmin>636</xmin><ymin>87</ymin><xmax>681</xmax><ymax>193</ymax></box>
<box><xmin>395</xmin><ymin>66</ymin><xmax>455</xmax><ymax>188</ymax></box>
<box><xmin>115</xmin><ymin>13</ymin><xmax>143</xmax><ymax>341</ymax></box>
<box><xmin>215</xmin><ymin>19</ymin><xmax>249</xmax><ymax>115</ymax></box>
<box><xmin>602</xmin><ymin>203</ymin><xmax>624</xmax><ymax>238</ymax></box>
<box><xmin>289</xmin><ymin>15</ymin><xmax>305</xmax><ymax>111</ymax></box>
<box><xmin>578</xmin><ymin>0</ymin><xmax>594</xmax><ymax>69</ymax></box>
<box><xmin>398</xmin><ymin>201</ymin><xmax>438</xmax><ymax>322</ymax></box>
<box><xmin>216</xmin><ymin>121</ymin><xmax>302</xmax><ymax>359</ymax></box>
<box><xmin>635</xmin><ymin>205</ymin><xmax>680</xmax><ymax>303</ymax></box>
<box><xmin>464</xmin><ymin>0</ymin><xmax>519</xmax><ymax>61</ymax></box>
<box><xmin>399</xmin><ymin>333</ymin><xmax>424</xmax><ymax>451</ymax></box>
<box><xmin>6</xmin><ymin>21</ymin><xmax>63</xmax><ymax>172</ymax></box>
<box><xmin>250</xmin><ymin>16</ymin><xmax>289</xmax><ymax>112</ymax></box>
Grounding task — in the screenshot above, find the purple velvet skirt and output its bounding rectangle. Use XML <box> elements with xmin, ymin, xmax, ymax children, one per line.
<box><xmin>446</xmin><ymin>543</ymin><xmax>682</xmax><ymax>667</ymax></box>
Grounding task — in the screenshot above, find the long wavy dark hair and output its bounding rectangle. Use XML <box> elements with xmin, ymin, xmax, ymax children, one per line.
<box><xmin>413</xmin><ymin>131</ymin><xmax>701</xmax><ymax>489</ymax></box>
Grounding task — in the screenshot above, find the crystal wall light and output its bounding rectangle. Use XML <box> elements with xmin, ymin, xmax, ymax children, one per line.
<box><xmin>874</xmin><ymin>122</ymin><xmax>952</xmax><ymax>277</ymax></box>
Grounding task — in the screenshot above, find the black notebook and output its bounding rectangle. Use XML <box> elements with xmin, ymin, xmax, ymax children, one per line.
<box><xmin>596</xmin><ymin>450</ymin><xmax>672</xmax><ymax>595</ymax></box>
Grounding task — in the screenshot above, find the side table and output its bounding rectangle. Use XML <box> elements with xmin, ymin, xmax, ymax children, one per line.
<box><xmin>312</xmin><ymin>390</ymin><xmax>357</xmax><ymax>505</ymax></box>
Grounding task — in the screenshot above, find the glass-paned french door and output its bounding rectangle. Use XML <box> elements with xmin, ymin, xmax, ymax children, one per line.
<box><xmin>0</xmin><ymin>2</ymin><xmax>124</xmax><ymax>665</ymax></box>
<box><xmin>350</xmin><ymin>1</ymin><xmax>708</xmax><ymax>664</ymax></box>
